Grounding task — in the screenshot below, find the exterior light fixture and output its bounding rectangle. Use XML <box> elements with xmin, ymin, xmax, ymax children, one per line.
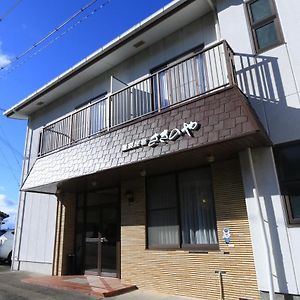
<box><xmin>140</xmin><ymin>169</ymin><xmax>146</xmax><ymax>177</ymax></box>
<box><xmin>206</xmin><ymin>154</ymin><xmax>215</xmax><ymax>163</ymax></box>
<box><xmin>125</xmin><ymin>190</ymin><xmax>134</xmax><ymax>205</ymax></box>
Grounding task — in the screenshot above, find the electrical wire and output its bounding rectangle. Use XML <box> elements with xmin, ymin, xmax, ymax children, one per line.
<box><xmin>0</xmin><ymin>122</ymin><xmax>22</xmax><ymax>168</ymax></box>
<box><xmin>0</xmin><ymin>0</ymin><xmax>111</xmax><ymax>73</ymax></box>
<box><xmin>0</xmin><ymin>0</ymin><xmax>23</xmax><ymax>22</ymax></box>
<box><xmin>0</xmin><ymin>145</ymin><xmax>20</xmax><ymax>187</ymax></box>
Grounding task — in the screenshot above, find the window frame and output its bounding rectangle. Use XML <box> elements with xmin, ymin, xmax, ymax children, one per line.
<box><xmin>145</xmin><ymin>166</ymin><xmax>219</xmax><ymax>251</ymax></box>
<box><xmin>284</xmin><ymin>196</ymin><xmax>300</xmax><ymax>225</ymax></box>
<box><xmin>245</xmin><ymin>0</ymin><xmax>284</xmax><ymax>54</ymax></box>
<box><xmin>274</xmin><ymin>142</ymin><xmax>300</xmax><ymax>226</ymax></box>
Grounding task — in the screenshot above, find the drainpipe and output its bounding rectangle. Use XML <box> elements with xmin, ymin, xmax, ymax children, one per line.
<box><xmin>206</xmin><ymin>0</ymin><xmax>221</xmax><ymax>41</ymax></box>
<box><xmin>247</xmin><ymin>148</ymin><xmax>275</xmax><ymax>300</ymax></box>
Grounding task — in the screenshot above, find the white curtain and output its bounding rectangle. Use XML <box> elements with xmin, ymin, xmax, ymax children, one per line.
<box><xmin>147</xmin><ymin>174</ymin><xmax>179</xmax><ymax>246</ymax></box>
<box><xmin>157</xmin><ymin>54</ymin><xmax>206</xmax><ymax>109</ymax></box>
<box><xmin>178</xmin><ymin>168</ymin><xmax>217</xmax><ymax>245</ymax></box>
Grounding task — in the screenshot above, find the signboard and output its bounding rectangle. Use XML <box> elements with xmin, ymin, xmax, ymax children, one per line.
<box><xmin>122</xmin><ymin>121</ymin><xmax>201</xmax><ymax>152</ymax></box>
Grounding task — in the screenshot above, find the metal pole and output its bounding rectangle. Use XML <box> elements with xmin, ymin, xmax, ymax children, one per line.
<box><xmin>247</xmin><ymin>147</ymin><xmax>275</xmax><ymax>300</ymax></box>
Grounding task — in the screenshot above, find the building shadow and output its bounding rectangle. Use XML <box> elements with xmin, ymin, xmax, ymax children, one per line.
<box><xmin>234</xmin><ymin>52</ymin><xmax>299</xmax><ymax>293</ymax></box>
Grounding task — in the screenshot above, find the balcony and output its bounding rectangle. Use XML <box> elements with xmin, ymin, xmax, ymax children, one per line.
<box><xmin>39</xmin><ymin>41</ymin><xmax>236</xmax><ymax>156</ymax></box>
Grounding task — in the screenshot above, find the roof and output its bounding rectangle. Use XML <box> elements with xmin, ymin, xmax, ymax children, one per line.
<box><xmin>4</xmin><ymin>0</ymin><xmax>213</xmax><ymax>119</ymax></box>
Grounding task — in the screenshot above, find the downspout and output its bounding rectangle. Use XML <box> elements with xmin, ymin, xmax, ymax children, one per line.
<box><xmin>247</xmin><ymin>148</ymin><xmax>275</xmax><ymax>300</ymax></box>
<box><xmin>206</xmin><ymin>0</ymin><xmax>221</xmax><ymax>41</ymax></box>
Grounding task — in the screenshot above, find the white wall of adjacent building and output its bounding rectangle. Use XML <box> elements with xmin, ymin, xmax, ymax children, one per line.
<box><xmin>217</xmin><ymin>0</ymin><xmax>300</xmax><ymax>145</ymax></box>
<box><xmin>215</xmin><ymin>0</ymin><xmax>300</xmax><ymax>296</ymax></box>
<box><xmin>12</xmin><ymin>127</ymin><xmax>57</xmax><ymax>274</ymax></box>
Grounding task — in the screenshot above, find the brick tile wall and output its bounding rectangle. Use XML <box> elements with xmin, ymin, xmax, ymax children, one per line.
<box><xmin>121</xmin><ymin>158</ymin><xmax>259</xmax><ymax>300</ymax></box>
<box><xmin>53</xmin><ymin>193</ymin><xmax>76</xmax><ymax>275</ymax></box>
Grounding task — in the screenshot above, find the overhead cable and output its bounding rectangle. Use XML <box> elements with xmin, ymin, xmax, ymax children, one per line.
<box><xmin>0</xmin><ymin>0</ymin><xmax>111</xmax><ymax>73</ymax></box>
<box><xmin>0</xmin><ymin>0</ymin><xmax>23</xmax><ymax>22</ymax></box>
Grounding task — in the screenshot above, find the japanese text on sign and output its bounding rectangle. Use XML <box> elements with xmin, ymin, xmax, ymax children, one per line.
<box><xmin>122</xmin><ymin>121</ymin><xmax>201</xmax><ymax>152</ymax></box>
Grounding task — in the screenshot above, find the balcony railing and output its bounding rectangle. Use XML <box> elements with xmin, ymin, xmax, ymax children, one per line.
<box><xmin>39</xmin><ymin>40</ymin><xmax>236</xmax><ymax>156</ymax></box>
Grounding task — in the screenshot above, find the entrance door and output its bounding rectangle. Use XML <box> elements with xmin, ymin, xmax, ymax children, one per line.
<box><xmin>83</xmin><ymin>190</ymin><xmax>119</xmax><ymax>277</ymax></box>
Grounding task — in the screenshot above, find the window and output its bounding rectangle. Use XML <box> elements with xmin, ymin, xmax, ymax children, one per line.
<box><xmin>246</xmin><ymin>0</ymin><xmax>284</xmax><ymax>53</ymax></box>
<box><xmin>274</xmin><ymin>143</ymin><xmax>300</xmax><ymax>225</ymax></box>
<box><xmin>146</xmin><ymin>167</ymin><xmax>218</xmax><ymax>249</ymax></box>
<box><xmin>150</xmin><ymin>44</ymin><xmax>206</xmax><ymax>109</ymax></box>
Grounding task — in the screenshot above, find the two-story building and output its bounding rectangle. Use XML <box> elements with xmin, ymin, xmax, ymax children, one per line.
<box><xmin>5</xmin><ymin>0</ymin><xmax>300</xmax><ymax>299</ymax></box>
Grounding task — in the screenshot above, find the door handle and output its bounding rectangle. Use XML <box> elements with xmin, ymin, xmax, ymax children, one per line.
<box><xmin>100</xmin><ymin>237</ymin><xmax>108</xmax><ymax>243</ymax></box>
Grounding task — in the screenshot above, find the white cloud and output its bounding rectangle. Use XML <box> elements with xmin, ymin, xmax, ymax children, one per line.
<box><xmin>0</xmin><ymin>194</ymin><xmax>17</xmax><ymax>229</ymax></box>
<box><xmin>0</xmin><ymin>42</ymin><xmax>11</xmax><ymax>68</ymax></box>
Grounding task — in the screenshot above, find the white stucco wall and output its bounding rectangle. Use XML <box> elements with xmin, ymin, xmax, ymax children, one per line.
<box><xmin>217</xmin><ymin>0</ymin><xmax>300</xmax><ymax>145</ymax></box>
<box><xmin>239</xmin><ymin>147</ymin><xmax>300</xmax><ymax>295</ymax></box>
<box><xmin>12</xmin><ymin>126</ymin><xmax>57</xmax><ymax>275</ymax></box>
<box><xmin>218</xmin><ymin>1</ymin><xmax>300</xmax><ymax>295</ymax></box>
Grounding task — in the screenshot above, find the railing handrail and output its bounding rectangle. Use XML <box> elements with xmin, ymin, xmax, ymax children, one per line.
<box><xmin>40</xmin><ymin>40</ymin><xmax>236</xmax><ymax>156</ymax></box>
<box><xmin>43</xmin><ymin>40</ymin><xmax>234</xmax><ymax>130</ymax></box>
<box><xmin>43</xmin><ymin>95</ymin><xmax>108</xmax><ymax>129</ymax></box>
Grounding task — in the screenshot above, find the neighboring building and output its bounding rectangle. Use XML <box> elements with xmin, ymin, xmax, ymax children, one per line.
<box><xmin>4</xmin><ymin>0</ymin><xmax>300</xmax><ymax>299</ymax></box>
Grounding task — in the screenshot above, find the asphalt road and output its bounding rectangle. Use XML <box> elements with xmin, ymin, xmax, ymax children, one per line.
<box><xmin>0</xmin><ymin>270</ymin><xmax>96</xmax><ymax>300</ymax></box>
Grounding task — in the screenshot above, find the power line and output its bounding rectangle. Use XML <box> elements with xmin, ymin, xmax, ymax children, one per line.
<box><xmin>0</xmin><ymin>123</ymin><xmax>22</xmax><ymax>169</ymax></box>
<box><xmin>0</xmin><ymin>0</ymin><xmax>111</xmax><ymax>73</ymax></box>
<box><xmin>0</xmin><ymin>0</ymin><xmax>23</xmax><ymax>23</ymax></box>
<box><xmin>0</xmin><ymin>145</ymin><xmax>20</xmax><ymax>187</ymax></box>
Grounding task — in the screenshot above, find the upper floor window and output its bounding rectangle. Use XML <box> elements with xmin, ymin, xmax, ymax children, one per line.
<box><xmin>246</xmin><ymin>0</ymin><xmax>284</xmax><ymax>53</ymax></box>
<box><xmin>146</xmin><ymin>167</ymin><xmax>218</xmax><ymax>250</ymax></box>
<box><xmin>274</xmin><ymin>143</ymin><xmax>300</xmax><ymax>225</ymax></box>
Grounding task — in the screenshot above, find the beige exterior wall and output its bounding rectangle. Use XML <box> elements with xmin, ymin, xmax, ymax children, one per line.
<box><xmin>121</xmin><ymin>158</ymin><xmax>259</xmax><ymax>300</ymax></box>
<box><xmin>53</xmin><ymin>158</ymin><xmax>259</xmax><ymax>299</ymax></box>
<box><xmin>53</xmin><ymin>193</ymin><xmax>76</xmax><ymax>276</ymax></box>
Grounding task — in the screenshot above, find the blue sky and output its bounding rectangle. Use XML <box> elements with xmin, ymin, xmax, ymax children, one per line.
<box><xmin>0</xmin><ymin>0</ymin><xmax>172</xmax><ymax>228</ymax></box>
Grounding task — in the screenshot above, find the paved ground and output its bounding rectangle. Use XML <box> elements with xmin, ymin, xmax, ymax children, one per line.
<box><xmin>0</xmin><ymin>269</ymin><xmax>198</xmax><ymax>300</ymax></box>
<box><xmin>0</xmin><ymin>271</ymin><xmax>95</xmax><ymax>300</ymax></box>
<box><xmin>108</xmin><ymin>290</ymin><xmax>199</xmax><ymax>300</ymax></box>
<box><xmin>0</xmin><ymin>263</ymin><xmax>10</xmax><ymax>273</ymax></box>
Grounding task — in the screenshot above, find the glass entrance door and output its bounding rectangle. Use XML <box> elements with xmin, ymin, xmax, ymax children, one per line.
<box><xmin>83</xmin><ymin>189</ymin><xmax>119</xmax><ymax>277</ymax></box>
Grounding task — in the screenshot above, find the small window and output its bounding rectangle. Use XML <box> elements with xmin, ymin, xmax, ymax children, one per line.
<box><xmin>146</xmin><ymin>167</ymin><xmax>218</xmax><ymax>250</ymax></box>
<box><xmin>274</xmin><ymin>143</ymin><xmax>300</xmax><ymax>225</ymax></box>
<box><xmin>246</xmin><ymin>0</ymin><xmax>284</xmax><ymax>53</ymax></box>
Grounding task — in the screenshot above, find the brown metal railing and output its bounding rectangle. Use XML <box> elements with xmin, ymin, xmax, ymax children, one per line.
<box><xmin>39</xmin><ymin>40</ymin><xmax>236</xmax><ymax>156</ymax></box>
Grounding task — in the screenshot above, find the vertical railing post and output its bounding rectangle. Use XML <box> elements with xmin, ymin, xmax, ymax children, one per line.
<box><xmin>150</xmin><ymin>75</ymin><xmax>155</xmax><ymax>112</ymax></box>
<box><xmin>223</xmin><ymin>40</ymin><xmax>235</xmax><ymax>86</ymax></box>
<box><xmin>106</xmin><ymin>95</ymin><xmax>111</xmax><ymax>131</ymax></box>
<box><xmin>38</xmin><ymin>128</ymin><xmax>44</xmax><ymax>156</ymax></box>
<box><xmin>69</xmin><ymin>114</ymin><xmax>73</xmax><ymax>145</ymax></box>
<box><xmin>87</xmin><ymin>104</ymin><xmax>91</xmax><ymax>138</ymax></box>
<box><xmin>156</xmin><ymin>73</ymin><xmax>161</xmax><ymax>112</ymax></box>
